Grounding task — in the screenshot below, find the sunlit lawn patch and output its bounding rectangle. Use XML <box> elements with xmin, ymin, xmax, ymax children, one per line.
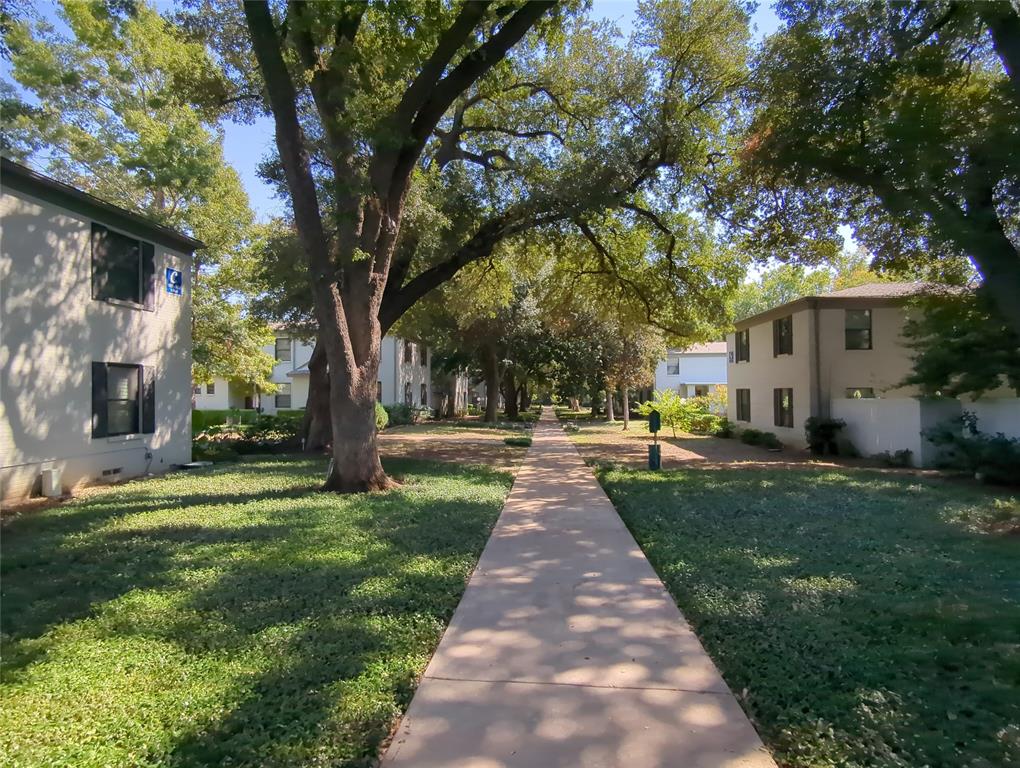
<box><xmin>1</xmin><ymin>455</ymin><xmax>513</xmax><ymax>768</ymax></box>
<box><xmin>598</xmin><ymin>466</ymin><xmax>1020</xmax><ymax>768</ymax></box>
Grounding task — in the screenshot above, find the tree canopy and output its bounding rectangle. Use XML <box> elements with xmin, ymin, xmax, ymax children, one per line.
<box><xmin>735</xmin><ymin>0</ymin><xmax>1020</xmax><ymax>333</ymax></box>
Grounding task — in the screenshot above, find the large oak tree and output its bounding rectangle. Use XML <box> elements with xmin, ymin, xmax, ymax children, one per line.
<box><xmin>236</xmin><ymin>0</ymin><xmax>749</xmax><ymax>491</ymax></box>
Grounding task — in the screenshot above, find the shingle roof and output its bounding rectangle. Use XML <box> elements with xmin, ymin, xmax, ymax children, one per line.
<box><xmin>818</xmin><ymin>281</ymin><xmax>960</xmax><ymax>299</ymax></box>
<box><xmin>676</xmin><ymin>341</ymin><xmax>727</xmax><ymax>355</ymax></box>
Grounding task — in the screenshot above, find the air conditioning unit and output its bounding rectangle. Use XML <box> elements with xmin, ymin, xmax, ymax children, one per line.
<box><xmin>40</xmin><ymin>467</ymin><xmax>62</xmax><ymax>498</ymax></box>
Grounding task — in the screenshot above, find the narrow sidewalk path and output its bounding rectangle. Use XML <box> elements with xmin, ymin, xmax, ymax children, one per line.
<box><xmin>382</xmin><ymin>408</ymin><xmax>776</xmax><ymax>768</ymax></box>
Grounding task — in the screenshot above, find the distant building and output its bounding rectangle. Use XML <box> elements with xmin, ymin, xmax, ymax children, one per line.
<box><xmin>725</xmin><ymin>282</ymin><xmax>1019</xmax><ymax>465</ymax></box>
<box><xmin>1</xmin><ymin>158</ymin><xmax>199</xmax><ymax>502</ymax></box>
<box><xmin>193</xmin><ymin>330</ymin><xmax>436</xmax><ymax>413</ymax></box>
<box><xmin>653</xmin><ymin>342</ymin><xmax>728</xmax><ymax>398</ymax></box>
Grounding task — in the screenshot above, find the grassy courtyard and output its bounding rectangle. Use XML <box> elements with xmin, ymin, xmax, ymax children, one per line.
<box><xmin>1</xmin><ymin>454</ymin><xmax>516</xmax><ymax>768</ymax></box>
<box><xmin>597</xmin><ymin>464</ymin><xmax>1020</xmax><ymax>768</ymax></box>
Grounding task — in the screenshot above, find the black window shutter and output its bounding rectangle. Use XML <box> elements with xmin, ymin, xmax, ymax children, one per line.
<box><xmin>91</xmin><ymin>223</ymin><xmax>109</xmax><ymax>300</ymax></box>
<box><xmin>142</xmin><ymin>242</ymin><xmax>156</xmax><ymax>311</ymax></box>
<box><xmin>141</xmin><ymin>364</ymin><xmax>156</xmax><ymax>434</ymax></box>
<box><xmin>92</xmin><ymin>362</ymin><xmax>108</xmax><ymax>438</ymax></box>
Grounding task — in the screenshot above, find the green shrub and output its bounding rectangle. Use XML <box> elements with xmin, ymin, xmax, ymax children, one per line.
<box><xmin>739</xmin><ymin>427</ymin><xmax>764</xmax><ymax>445</ymax></box>
<box><xmin>690</xmin><ymin>413</ymin><xmax>722</xmax><ymax>434</ymax></box>
<box><xmin>739</xmin><ymin>428</ymin><xmax>782</xmax><ymax>449</ymax></box>
<box><xmin>637</xmin><ymin>389</ymin><xmax>716</xmax><ymax>437</ymax></box>
<box><xmin>925</xmin><ymin>412</ymin><xmax>1020</xmax><ymax>484</ymax></box>
<box><xmin>503</xmin><ymin>435</ymin><xmax>533</xmax><ymax>447</ymax></box>
<box><xmin>873</xmin><ymin>449</ymin><xmax>913</xmax><ymax>468</ymax></box>
<box><xmin>376</xmin><ymin>401</ymin><xmax>389</xmax><ymax>431</ymax></box>
<box><xmin>713</xmin><ymin>419</ymin><xmax>735</xmax><ymax>438</ymax></box>
<box><xmin>804</xmin><ymin>417</ymin><xmax>846</xmax><ymax>455</ymax></box>
<box><xmin>383</xmin><ymin>403</ymin><xmax>431</xmax><ymax>426</ymax></box>
<box><xmin>194</xmin><ymin>408</ymin><xmax>259</xmax><ymax>429</ymax></box>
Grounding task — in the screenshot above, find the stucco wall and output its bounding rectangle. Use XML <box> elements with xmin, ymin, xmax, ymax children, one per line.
<box><xmin>1</xmin><ymin>187</ymin><xmax>192</xmax><ymax>501</ymax></box>
<box><xmin>726</xmin><ymin>308</ymin><xmax>813</xmax><ymax>445</ymax></box>
<box><xmin>815</xmin><ymin>306</ymin><xmax>917</xmax><ymax>403</ymax></box>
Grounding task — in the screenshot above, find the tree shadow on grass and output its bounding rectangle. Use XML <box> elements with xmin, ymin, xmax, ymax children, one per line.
<box><xmin>600</xmin><ymin>465</ymin><xmax>1020</xmax><ymax>768</ymax></box>
<box><xmin>2</xmin><ymin>457</ymin><xmax>510</xmax><ymax>767</ymax></box>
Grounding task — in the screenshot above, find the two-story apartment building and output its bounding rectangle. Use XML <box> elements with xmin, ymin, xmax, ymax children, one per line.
<box><xmin>653</xmin><ymin>342</ymin><xmax>727</xmax><ymax>398</ymax></box>
<box><xmin>193</xmin><ymin>331</ymin><xmax>434</xmax><ymax>413</ymax></box>
<box><xmin>1</xmin><ymin>159</ymin><xmax>198</xmax><ymax>502</ymax></box>
<box><xmin>726</xmin><ymin>282</ymin><xmax>1019</xmax><ymax>466</ymax></box>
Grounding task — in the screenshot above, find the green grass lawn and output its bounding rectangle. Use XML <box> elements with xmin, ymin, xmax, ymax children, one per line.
<box><xmin>597</xmin><ymin>466</ymin><xmax>1020</xmax><ymax>768</ymax></box>
<box><xmin>1</xmin><ymin>455</ymin><xmax>514</xmax><ymax>768</ymax></box>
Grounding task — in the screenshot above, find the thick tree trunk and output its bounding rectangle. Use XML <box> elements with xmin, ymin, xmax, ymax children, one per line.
<box><xmin>979</xmin><ymin>2</ymin><xmax>1020</xmax><ymax>104</ymax></box>
<box><xmin>322</xmin><ymin>326</ymin><xmax>392</xmax><ymax>493</ymax></box>
<box><xmin>605</xmin><ymin>383</ymin><xmax>615</xmax><ymax>422</ymax></box>
<box><xmin>520</xmin><ymin>382</ymin><xmax>531</xmax><ymax>411</ymax></box>
<box><xmin>302</xmin><ymin>337</ymin><xmax>331</xmax><ymax>452</ymax></box>
<box><xmin>589</xmin><ymin>380</ymin><xmax>600</xmax><ymax>417</ymax></box>
<box><xmin>569</xmin><ymin>396</ymin><xmax>579</xmax><ymax>411</ymax></box>
<box><xmin>483</xmin><ymin>346</ymin><xmax>499</xmax><ymax>422</ymax></box>
<box><xmin>622</xmin><ymin>388</ymin><xmax>630</xmax><ymax>430</ymax></box>
<box><xmin>504</xmin><ymin>369</ymin><xmax>519</xmax><ymax>419</ymax></box>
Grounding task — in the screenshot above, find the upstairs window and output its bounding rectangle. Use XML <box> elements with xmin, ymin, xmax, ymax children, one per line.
<box><xmin>735</xmin><ymin>329</ymin><xmax>750</xmax><ymax>362</ymax></box>
<box><xmin>421</xmin><ymin>347</ymin><xmax>427</xmax><ymax>367</ymax></box>
<box><xmin>404</xmin><ymin>340</ymin><xmax>413</xmax><ymax>364</ymax></box>
<box><xmin>666</xmin><ymin>357</ymin><xmax>680</xmax><ymax>375</ymax></box>
<box><xmin>773</xmin><ymin>388</ymin><xmax>793</xmax><ymax>428</ymax></box>
<box><xmin>377</xmin><ymin>381</ymin><xmax>382</xmax><ymax>402</ymax></box>
<box><xmin>845</xmin><ymin>309</ymin><xmax>872</xmax><ymax>350</ymax></box>
<box><xmin>91</xmin><ymin>223</ymin><xmax>154</xmax><ymax>309</ymax></box>
<box><xmin>275</xmin><ymin>337</ymin><xmax>291</xmax><ymax>362</ymax></box>
<box><xmin>773</xmin><ymin>316</ymin><xmax>793</xmax><ymax>356</ymax></box>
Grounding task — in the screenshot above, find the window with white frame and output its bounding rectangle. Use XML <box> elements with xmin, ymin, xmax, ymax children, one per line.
<box><xmin>275</xmin><ymin>337</ymin><xmax>291</xmax><ymax>361</ymax></box>
<box><xmin>275</xmin><ymin>382</ymin><xmax>291</xmax><ymax>408</ymax></box>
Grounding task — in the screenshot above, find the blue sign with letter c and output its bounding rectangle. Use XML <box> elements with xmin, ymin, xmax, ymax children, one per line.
<box><xmin>166</xmin><ymin>267</ymin><xmax>182</xmax><ymax>295</ymax></box>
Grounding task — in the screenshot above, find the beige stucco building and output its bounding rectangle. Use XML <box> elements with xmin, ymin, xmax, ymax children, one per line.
<box><xmin>1</xmin><ymin>159</ymin><xmax>199</xmax><ymax>502</ymax></box>
<box><xmin>726</xmin><ymin>283</ymin><xmax>1019</xmax><ymax>466</ymax></box>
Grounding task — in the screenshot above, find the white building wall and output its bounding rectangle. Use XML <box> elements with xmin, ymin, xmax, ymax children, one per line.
<box><xmin>1</xmin><ymin>187</ymin><xmax>193</xmax><ymax>502</ymax></box>
<box><xmin>962</xmin><ymin>397</ymin><xmax>1020</xmax><ymax>439</ymax></box>
<box><xmin>654</xmin><ymin>351</ymin><xmax>727</xmax><ymax>396</ymax></box>
<box><xmin>192</xmin><ymin>333</ymin><xmax>432</xmax><ymax>414</ymax></box>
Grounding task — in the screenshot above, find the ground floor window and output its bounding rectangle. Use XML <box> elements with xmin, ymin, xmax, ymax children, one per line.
<box><xmin>193</xmin><ymin>384</ymin><xmax>201</xmax><ymax>395</ymax></box>
<box><xmin>736</xmin><ymin>388</ymin><xmax>750</xmax><ymax>422</ymax></box>
<box><xmin>92</xmin><ymin>361</ymin><xmax>154</xmax><ymax>438</ymax></box>
<box><xmin>420</xmin><ymin>383</ymin><xmax>428</xmax><ymax>406</ymax></box>
<box><xmin>846</xmin><ymin>387</ymin><xmax>876</xmax><ymax>399</ymax></box>
<box><xmin>377</xmin><ymin>381</ymin><xmax>382</xmax><ymax>402</ymax></box>
<box><xmin>206</xmin><ymin>382</ymin><xmax>215</xmax><ymax>395</ymax></box>
<box><xmin>275</xmin><ymin>382</ymin><xmax>291</xmax><ymax>409</ymax></box>
<box><xmin>773</xmin><ymin>388</ymin><xmax>793</xmax><ymax>428</ymax></box>
<box><xmin>693</xmin><ymin>385</ymin><xmax>709</xmax><ymax>397</ymax></box>
<box><xmin>404</xmin><ymin>381</ymin><xmax>412</xmax><ymax>406</ymax></box>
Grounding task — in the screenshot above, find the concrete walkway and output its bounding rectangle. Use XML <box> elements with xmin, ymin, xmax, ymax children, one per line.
<box><xmin>382</xmin><ymin>409</ymin><xmax>777</xmax><ymax>768</ymax></box>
